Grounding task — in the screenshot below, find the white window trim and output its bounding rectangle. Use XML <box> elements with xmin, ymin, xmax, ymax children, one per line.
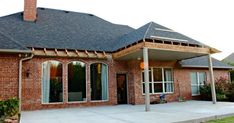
<box><xmin>141</xmin><ymin>67</ymin><xmax>174</xmax><ymax>95</ymax></box>
<box><xmin>66</xmin><ymin>61</ymin><xmax>88</xmax><ymax>103</ymax></box>
<box><xmin>90</xmin><ymin>63</ymin><xmax>109</xmax><ymax>102</ymax></box>
<box><xmin>41</xmin><ymin>60</ymin><xmax>64</xmax><ymax>105</ymax></box>
<box><xmin>191</xmin><ymin>72</ymin><xmax>206</xmax><ymax>96</ymax></box>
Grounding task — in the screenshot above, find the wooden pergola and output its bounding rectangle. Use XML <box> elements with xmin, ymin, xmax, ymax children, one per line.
<box><xmin>30</xmin><ymin>47</ymin><xmax>112</xmax><ymax>59</ymax></box>
<box><xmin>113</xmin><ymin>39</ymin><xmax>220</xmax><ymax>111</ymax></box>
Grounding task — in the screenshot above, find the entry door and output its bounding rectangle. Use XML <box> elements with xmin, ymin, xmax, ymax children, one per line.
<box><xmin>117</xmin><ymin>74</ymin><xmax>128</xmax><ymax>104</ymax></box>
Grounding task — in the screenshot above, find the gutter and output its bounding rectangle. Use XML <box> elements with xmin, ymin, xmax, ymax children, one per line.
<box><xmin>181</xmin><ymin>65</ymin><xmax>234</xmax><ymax>70</ymax></box>
<box><xmin>0</xmin><ymin>49</ymin><xmax>31</xmax><ymax>53</ymax></box>
<box><xmin>18</xmin><ymin>53</ymin><xmax>34</xmax><ymax>113</ymax></box>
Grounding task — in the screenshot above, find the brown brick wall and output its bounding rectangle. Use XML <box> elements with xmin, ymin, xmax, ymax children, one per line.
<box><xmin>130</xmin><ymin>60</ymin><xmax>230</xmax><ymax>104</ymax></box>
<box><xmin>0</xmin><ymin>55</ymin><xmax>230</xmax><ymax>110</ymax></box>
<box><xmin>0</xmin><ymin>54</ymin><xmax>19</xmax><ymax>100</ymax></box>
<box><xmin>21</xmin><ymin>57</ymin><xmax>118</xmax><ymax>110</ymax></box>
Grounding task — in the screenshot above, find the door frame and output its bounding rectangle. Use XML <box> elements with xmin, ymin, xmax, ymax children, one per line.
<box><xmin>116</xmin><ymin>73</ymin><xmax>128</xmax><ymax>104</ymax></box>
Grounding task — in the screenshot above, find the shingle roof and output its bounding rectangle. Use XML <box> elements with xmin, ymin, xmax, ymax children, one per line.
<box><xmin>0</xmin><ymin>8</ymin><xmax>134</xmax><ymax>52</ymax></box>
<box><xmin>113</xmin><ymin>22</ymin><xmax>206</xmax><ymax>50</ymax></box>
<box><xmin>0</xmin><ymin>32</ymin><xmax>28</xmax><ymax>51</ymax></box>
<box><xmin>181</xmin><ymin>56</ymin><xmax>233</xmax><ymax>69</ymax></box>
<box><xmin>0</xmin><ymin>8</ymin><xmax>207</xmax><ymax>52</ymax></box>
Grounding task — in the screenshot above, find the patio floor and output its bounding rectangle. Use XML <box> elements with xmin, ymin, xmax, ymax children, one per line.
<box><xmin>20</xmin><ymin>101</ymin><xmax>234</xmax><ymax>123</ymax></box>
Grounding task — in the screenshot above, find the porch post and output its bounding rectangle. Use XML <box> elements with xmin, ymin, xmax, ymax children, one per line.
<box><xmin>208</xmin><ymin>54</ymin><xmax>217</xmax><ymax>104</ymax></box>
<box><xmin>143</xmin><ymin>47</ymin><xmax>150</xmax><ymax>111</ymax></box>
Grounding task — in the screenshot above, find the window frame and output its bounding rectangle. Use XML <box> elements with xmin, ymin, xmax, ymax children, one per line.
<box><xmin>41</xmin><ymin>60</ymin><xmax>64</xmax><ymax>105</ymax></box>
<box><xmin>90</xmin><ymin>62</ymin><xmax>109</xmax><ymax>102</ymax></box>
<box><xmin>66</xmin><ymin>61</ymin><xmax>88</xmax><ymax>103</ymax></box>
<box><xmin>141</xmin><ymin>67</ymin><xmax>174</xmax><ymax>95</ymax></box>
<box><xmin>191</xmin><ymin>72</ymin><xmax>206</xmax><ymax>96</ymax></box>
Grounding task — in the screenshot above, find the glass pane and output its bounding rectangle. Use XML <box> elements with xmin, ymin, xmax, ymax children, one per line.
<box><xmin>154</xmin><ymin>83</ymin><xmax>163</xmax><ymax>93</ymax></box>
<box><xmin>42</xmin><ymin>61</ymin><xmax>63</xmax><ymax>103</ymax></box>
<box><xmin>142</xmin><ymin>70</ymin><xmax>152</xmax><ymax>82</ymax></box>
<box><xmin>164</xmin><ymin>68</ymin><xmax>173</xmax><ymax>81</ymax></box>
<box><xmin>164</xmin><ymin>83</ymin><xmax>174</xmax><ymax>93</ymax></box>
<box><xmin>149</xmin><ymin>83</ymin><xmax>152</xmax><ymax>93</ymax></box>
<box><xmin>192</xmin><ymin>86</ymin><xmax>199</xmax><ymax>95</ymax></box>
<box><xmin>153</xmin><ymin>68</ymin><xmax>162</xmax><ymax>81</ymax></box>
<box><xmin>199</xmin><ymin>72</ymin><xmax>206</xmax><ymax>85</ymax></box>
<box><xmin>190</xmin><ymin>72</ymin><xmax>197</xmax><ymax>85</ymax></box>
<box><xmin>142</xmin><ymin>83</ymin><xmax>152</xmax><ymax>94</ymax></box>
<box><xmin>90</xmin><ymin>63</ymin><xmax>108</xmax><ymax>101</ymax></box>
<box><xmin>68</xmin><ymin>61</ymin><xmax>86</xmax><ymax>102</ymax></box>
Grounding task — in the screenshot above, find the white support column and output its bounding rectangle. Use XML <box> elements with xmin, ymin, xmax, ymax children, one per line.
<box><xmin>143</xmin><ymin>47</ymin><xmax>150</xmax><ymax>111</ymax></box>
<box><xmin>208</xmin><ymin>54</ymin><xmax>217</xmax><ymax>104</ymax></box>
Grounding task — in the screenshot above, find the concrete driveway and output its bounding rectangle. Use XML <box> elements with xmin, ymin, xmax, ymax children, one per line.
<box><xmin>20</xmin><ymin>101</ymin><xmax>234</xmax><ymax>123</ymax></box>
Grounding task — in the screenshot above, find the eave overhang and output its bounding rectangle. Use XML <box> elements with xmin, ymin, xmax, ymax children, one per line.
<box><xmin>113</xmin><ymin>40</ymin><xmax>220</xmax><ymax>61</ymax></box>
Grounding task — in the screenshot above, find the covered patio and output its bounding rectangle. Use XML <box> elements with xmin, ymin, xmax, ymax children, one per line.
<box><xmin>20</xmin><ymin>101</ymin><xmax>234</xmax><ymax>123</ymax></box>
<box><xmin>113</xmin><ymin>40</ymin><xmax>220</xmax><ymax>111</ymax></box>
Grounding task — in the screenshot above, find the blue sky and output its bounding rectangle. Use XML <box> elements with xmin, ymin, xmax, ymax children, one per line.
<box><xmin>0</xmin><ymin>0</ymin><xmax>233</xmax><ymax>60</ymax></box>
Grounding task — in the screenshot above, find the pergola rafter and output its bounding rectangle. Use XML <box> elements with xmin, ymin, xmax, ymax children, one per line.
<box><xmin>31</xmin><ymin>47</ymin><xmax>110</xmax><ymax>59</ymax></box>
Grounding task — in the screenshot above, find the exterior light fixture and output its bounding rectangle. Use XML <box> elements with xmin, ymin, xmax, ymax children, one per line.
<box><xmin>26</xmin><ymin>69</ymin><xmax>30</xmax><ymax>78</ymax></box>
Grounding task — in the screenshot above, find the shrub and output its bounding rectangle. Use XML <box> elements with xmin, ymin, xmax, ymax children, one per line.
<box><xmin>200</xmin><ymin>77</ymin><xmax>233</xmax><ymax>101</ymax></box>
<box><xmin>0</xmin><ymin>98</ymin><xmax>19</xmax><ymax>117</ymax></box>
<box><xmin>227</xmin><ymin>83</ymin><xmax>234</xmax><ymax>102</ymax></box>
<box><xmin>200</xmin><ymin>84</ymin><xmax>212</xmax><ymax>100</ymax></box>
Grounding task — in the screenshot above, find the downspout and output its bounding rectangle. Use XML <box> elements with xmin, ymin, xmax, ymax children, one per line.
<box><xmin>19</xmin><ymin>53</ymin><xmax>34</xmax><ymax>113</ymax></box>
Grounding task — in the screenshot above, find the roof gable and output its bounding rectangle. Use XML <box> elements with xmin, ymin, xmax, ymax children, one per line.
<box><xmin>144</xmin><ymin>22</ymin><xmax>205</xmax><ymax>46</ymax></box>
<box><xmin>112</xmin><ymin>22</ymin><xmax>207</xmax><ymax>51</ymax></box>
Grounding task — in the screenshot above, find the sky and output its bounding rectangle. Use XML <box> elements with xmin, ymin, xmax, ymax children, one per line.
<box><xmin>0</xmin><ymin>0</ymin><xmax>233</xmax><ymax>60</ymax></box>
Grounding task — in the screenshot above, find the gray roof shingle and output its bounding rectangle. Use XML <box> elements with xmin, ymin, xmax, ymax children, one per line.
<box><xmin>0</xmin><ymin>32</ymin><xmax>28</xmax><ymax>50</ymax></box>
<box><xmin>0</xmin><ymin>8</ymin><xmax>207</xmax><ymax>52</ymax></box>
<box><xmin>0</xmin><ymin>8</ymin><xmax>134</xmax><ymax>52</ymax></box>
<box><xmin>112</xmin><ymin>22</ymin><xmax>206</xmax><ymax>50</ymax></box>
<box><xmin>181</xmin><ymin>56</ymin><xmax>233</xmax><ymax>69</ymax></box>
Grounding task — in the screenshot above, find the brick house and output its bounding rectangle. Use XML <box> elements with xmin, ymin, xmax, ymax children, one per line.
<box><xmin>0</xmin><ymin>0</ymin><xmax>233</xmax><ymax>111</ymax></box>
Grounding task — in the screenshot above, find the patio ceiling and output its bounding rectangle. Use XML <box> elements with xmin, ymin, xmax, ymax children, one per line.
<box><xmin>113</xmin><ymin>41</ymin><xmax>220</xmax><ymax>61</ymax></box>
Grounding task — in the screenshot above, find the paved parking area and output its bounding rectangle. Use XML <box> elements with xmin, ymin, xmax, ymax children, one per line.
<box><xmin>20</xmin><ymin>101</ymin><xmax>234</xmax><ymax>123</ymax></box>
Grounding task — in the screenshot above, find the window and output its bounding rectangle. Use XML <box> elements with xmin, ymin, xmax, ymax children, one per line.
<box><xmin>190</xmin><ymin>72</ymin><xmax>206</xmax><ymax>96</ymax></box>
<box><xmin>68</xmin><ymin>61</ymin><xmax>86</xmax><ymax>102</ymax></box>
<box><xmin>42</xmin><ymin>61</ymin><xmax>63</xmax><ymax>103</ymax></box>
<box><xmin>142</xmin><ymin>68</ymin><xmax>174</xmax><ymax>94</ymax></box>
<box><xmin>90</xmin><ymin>63</ymin><xmax>108</xmax><ymax>101</ymax></box>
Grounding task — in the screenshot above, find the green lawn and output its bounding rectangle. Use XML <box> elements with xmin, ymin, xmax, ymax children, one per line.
<box><xmin>207</xmin><ymin>116</ymin><xmax>234</xmax><ymax>123</ymax></box>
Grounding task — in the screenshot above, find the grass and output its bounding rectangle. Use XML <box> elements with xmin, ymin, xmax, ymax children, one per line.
<box><xmin>207</xmin><ymin>116</ymin><xmax>234</xmax><ymax>123</ymax></box>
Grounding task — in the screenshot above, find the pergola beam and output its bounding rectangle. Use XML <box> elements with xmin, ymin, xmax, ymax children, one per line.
<box><xmin>31</xmin><ymin>48</ymin><xmax>110</xmax><ymax>59</ymax></box>
<box><xmin>113</xmin><ymin>42</ymin><xmax>214</xmax><ymax>59</ymax></box>
<box><xmin>113</xmin><ymin>43</ymin><xmax>144</xmax><ymax>59</ymax></box>
<box><xmin>144</xmin><ymin>42</ymin><xmax>210</xmax><ymax>54</ymax></box>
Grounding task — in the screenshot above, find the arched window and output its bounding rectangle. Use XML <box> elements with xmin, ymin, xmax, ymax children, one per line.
<box><xmin>90</xmin><ymin>63</ymin><xmax>108</xmax><ymax>101</ymax></box>
<box><xmin>68</xmin><ymin>61</ymin><xmax>86</xmax><ymax>102</ymax></box>
<box><xmin>42</xmin><ymin>60</ymin><xmax>63</xmax><ymax>103</ymax></box>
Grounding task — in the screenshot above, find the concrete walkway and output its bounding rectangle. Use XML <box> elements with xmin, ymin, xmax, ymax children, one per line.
<box><xmin>20</xmin><ymin>101</ymin><xmax>234</xmax><ymax>123</ymax></box>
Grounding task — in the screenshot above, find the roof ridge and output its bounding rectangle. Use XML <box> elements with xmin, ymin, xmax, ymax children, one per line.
<box><xmin>0</xmin><ymin>31</ymin><xmax>28</xmax><ymax>50</ymax></box>
<box><xmin>143</xmin><ymin>22</ymin><xmax>153</xmax><ymax>41</ymax></box>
